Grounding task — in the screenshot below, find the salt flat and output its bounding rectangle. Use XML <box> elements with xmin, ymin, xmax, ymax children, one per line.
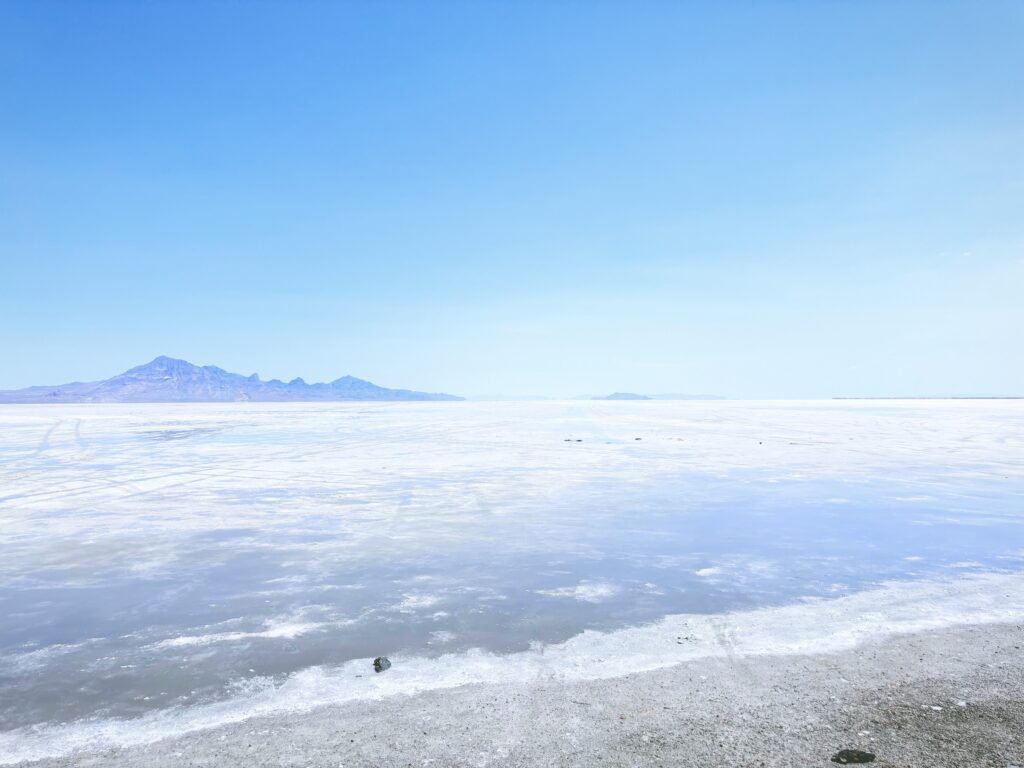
<box><xmin>0</xmin><ymin>400</ymin><xmax>1022</xmax><ymax>765</ymax></box>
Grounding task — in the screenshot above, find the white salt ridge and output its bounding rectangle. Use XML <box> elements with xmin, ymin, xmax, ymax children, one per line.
<box><xmin>2</xmin><ymin>571</ymin><xmax>1022</xmax><ymax>766</ymax></box>
<box><xmin>0</xmin><ymin>641</ymin><xmax>93</xmax><ymax>675</ymax></box>
<box><xmin>151</xmin><ymin>621</ymin><xmax>327</xmax><ymax>649</ymax></box>
<box><xmin>394</xmin><ymin>594</ymin><xmax>442</xmax><ymax>612</ymax></box>
<box><xmin>694</xmin><ymin>567</ymin><xmax>723</xmax><ymax>577</ymax></box>
<box><xmin>536</xmin><ymin>580</ymin><xmax>620</xmax><ymax>602</ymax></box>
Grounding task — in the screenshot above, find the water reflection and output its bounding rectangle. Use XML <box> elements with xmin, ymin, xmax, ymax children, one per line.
<box><xmin>2</xmin><ymin>471</ymin><xmax>1021</xmax><ymax>730</ymax></box>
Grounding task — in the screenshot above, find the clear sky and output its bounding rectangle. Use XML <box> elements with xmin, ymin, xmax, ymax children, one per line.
<box><xmin>1</xmin><ymin>1</ymin><xmax>1021</xmax><ymax>398</ymax></box>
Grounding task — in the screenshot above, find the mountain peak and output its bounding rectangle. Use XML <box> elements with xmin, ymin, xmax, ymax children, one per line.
<box><xmin>331</xmin><ymin>375</ymin><xmax>372</xmax><ymax>387</ymax></box>
<box><xmin>130</xmin><ymin>356</ymin><xmax>198</xmax><ymax>373</ymax></box>
<box><xmin>149</xmin><ymin>355</ymin><xmax>190</xmax><ymax>366</ymax></box>
<box><xmin>117</xmin><ymin>356</ymin><xmax>196</xmax><ymax>379</ymax></box>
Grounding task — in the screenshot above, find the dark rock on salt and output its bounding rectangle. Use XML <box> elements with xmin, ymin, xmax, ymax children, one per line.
<box><xmin>373</xmin><ymin>656</ymin><xmax>391</xmax><ymax>673</ymax></box>
<box><xmin>831</xmin><ymin>750</ymin><xmax>875</xmax><ymax>764</ymax></box>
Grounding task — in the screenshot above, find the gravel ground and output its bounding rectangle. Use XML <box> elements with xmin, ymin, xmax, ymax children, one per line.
<box><xmin>18</xmin><ymin>621</ymin><xmax>1024</xmax><ymax>768</ymax></box>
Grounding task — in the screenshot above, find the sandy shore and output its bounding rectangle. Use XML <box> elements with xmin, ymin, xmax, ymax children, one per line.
<box><xmin>20</xmin><ymin>621</ymin><xmax>1023</xmax><ymax>768</ymax></box>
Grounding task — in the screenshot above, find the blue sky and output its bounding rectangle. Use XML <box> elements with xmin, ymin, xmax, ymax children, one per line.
<box><xmin>1</xmin><ymin>1</ymin><xmax>1021</xmax><ymax>397</ymax></box>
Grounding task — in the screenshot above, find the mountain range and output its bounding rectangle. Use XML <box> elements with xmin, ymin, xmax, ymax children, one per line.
<box><xmin>0</xmin><ymin>357</ymin><xmax>463</xmax><ymax>403</ymax></box>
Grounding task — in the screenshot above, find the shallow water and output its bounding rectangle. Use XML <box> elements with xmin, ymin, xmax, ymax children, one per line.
<box><xmin>0</xmin><ymin>401</ymin><xmax>1022</xmax><ymax>754</ymax></box>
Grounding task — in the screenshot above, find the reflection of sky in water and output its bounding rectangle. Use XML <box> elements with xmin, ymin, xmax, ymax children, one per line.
<box><xmin>3</xmin><ymin>473</ymin><xmax>1022</xmax><ymax>730</ymax></box>
<box><xmin>0</xmin><ymin>402</ymin><xmax>1022</xmax><ymax>733</ymax></box>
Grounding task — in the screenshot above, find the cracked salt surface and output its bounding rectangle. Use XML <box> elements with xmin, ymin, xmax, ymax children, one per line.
<box><xmin>0</xmin><ymin>400</ymin><xmax>1022</xmax><ymax>764</ymax></box>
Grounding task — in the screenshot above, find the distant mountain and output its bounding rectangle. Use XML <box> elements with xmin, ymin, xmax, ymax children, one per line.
<box><xmin>595</xmin><ymin>392</ymin><xmax>652</xmax><ymax>401</ymax></box>
<box><xmin>0</xmin><ymin>357</ymin><xmax>463</xmax><ymax>403</ymax></box>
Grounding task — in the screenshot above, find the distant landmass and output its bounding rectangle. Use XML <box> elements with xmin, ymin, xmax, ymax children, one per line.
<box><xmin>0</xmin><ymin>357</ymin><xmax>463</xmax><ymax>403</ymax></box>
<box><xmin>595</xmin><ymin>392</ymin><xmax>652</xmax><ymax>401</ymax></box>
<box><xmin>833</xmin><ymin>396</ymin><xmax>1023</xmax><ymax>400</ymax></box>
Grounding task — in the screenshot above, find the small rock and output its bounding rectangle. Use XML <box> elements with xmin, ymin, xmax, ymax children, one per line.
<box><xmin>373</xmin><ymin>656</ymin><xmax>391</xmax><ymax>673</ymax></box>
<box><xmin>831</xmin><ymin>750</ymin><xmax>875</xmax><ymax>764</ymax></box>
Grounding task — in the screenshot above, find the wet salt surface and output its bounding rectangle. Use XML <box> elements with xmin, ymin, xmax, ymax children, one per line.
<box><xmin>0</xmin><ymin>401</ymin><xmax>1021</xmax><ymax>742</ymax></box>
